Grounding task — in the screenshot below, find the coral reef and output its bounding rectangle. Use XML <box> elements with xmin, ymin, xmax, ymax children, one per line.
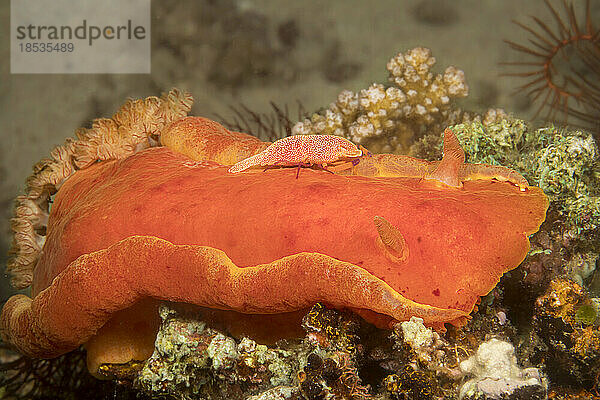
<box><xmin>135</xmin><ymin>303</ymin><xmax>373</xmax><ymax>400</ymax></box>
<box><xmin>379</xmin><ymin>312</ymin><xmax>541</xmax><ymax>399</ymax></box>
<box><xmin>398</xmin><ymin>317</ymin><xmax>447</xmax><ymax>366</ymax></box>
<box><xmin>459</xmin><ymin>338</ymin><xmax>547</xmax><ymax>400</ymax></box>
<box><xmin>136</xmin><ymin>305</ymin><xmax>302</xmax><ymax>399</ymax></box>
<box><xmin>91</xmin><ymin>302</ymin><xmax>570</xmax><ymax>400</ymax></box>
<box><xmin>383</xmin><ymin>317</ymin><xmax>453</xmax><ymax>399</ymax></box>
<box><xmin>246</xmin><ymin>386</ymin><xmax>299</xmax><ymax>400</ymax></box>
<box><xmin>298</xmin><ymin>352</ymin><xmax>370</xmax><ymax>400</ymax></box>
<box><xmin>301</xmin><ymin>303</ymin><xmax>361</xmax><ymax>354</ymax></box>
<box><xmin>438</xmin><ymin>120</ymin><xmax>600</xmax><ymax>241</ymax></box>
<box><xmin>291</xmin><ymin>47</ymin><xmax>469</xmax><ymax>153</ymax></box>
<box><xmin>527</xmin><ymin>129</ymin><xmax>599</xmax><ymax>235</ymax></box>
<box><xmin>383</xmin><ymin>364</ymin><xmax>438</xmax><ymax>400</ymax></box>
<box><xmin>531</xmin><ymin>278</ymin><xmax>600</xmax><ymax>391</ymax></box>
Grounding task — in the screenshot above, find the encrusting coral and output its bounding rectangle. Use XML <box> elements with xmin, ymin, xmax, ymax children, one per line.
<box><xmin>1</xmin><ymin>87</ymin><xmax>548</xmax><ymax>379</ymax></box>
<box><xmin>382</xmin><ymin>317</ymin><xmax>449</xmax><ymax>399</ymax></box>
<box><xmin>131</xmin><ymin>304</ymin><xmax>377</xmax><ymax>399</ymax></box>
<box><xmin>532</xmin><ymin>278</ymin><xmax>600</xmax><ymax>390</ymax></box>
<box><xmin>135</xmin><ymin>305</ymin><xmax>301</xmax><ymax>399</ymax></box>
<box><xmin>420</xmin><ymin>117</ymin><xmax>600</xmax><ymax>292</ymax></box>
<box><xmin>291</xmin><ymin>47</ymin><xmax>469</xmax><ymax>153</ymax></box>
<box><xmin>411</xmin><ymin>120</ymin><xmax>600</xmax><ymax>394</ymax></box>
<box><xmin>458</xmin><ymin>338</ymin><xmax>547</xmax><ymax>400</ymax></box>
<box><xmin>7</xmin><ymin>89</ymin><xmax>193</xmax><ymax>289</ymax></box>
<box><xmin>438</xmin><ymin>119</ymin><xmax>600</xmax><ymax>237</ymax></box>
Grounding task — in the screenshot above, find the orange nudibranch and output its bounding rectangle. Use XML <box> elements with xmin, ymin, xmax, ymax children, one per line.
<box><xmin>1</xmin><ymin>116</ymin><xmax>548</xmax><ymax>376</ymax></box>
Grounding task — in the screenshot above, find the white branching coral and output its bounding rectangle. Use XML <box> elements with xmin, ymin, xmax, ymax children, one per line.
<box><xmin>292</xmin><ymin>47</ymin><xmax>469</xmax><ymax>153</ymax></box>
<box><xmin>7</xmin><ymin>89</ymin><xmax>193</xmax><ymax>289</ymax></box>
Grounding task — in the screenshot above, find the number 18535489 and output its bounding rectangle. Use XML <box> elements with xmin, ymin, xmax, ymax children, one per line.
<box><xmin>19</xmin><ymin>42</ymin><xmax>74</xmax><ymax>52</ymax></box>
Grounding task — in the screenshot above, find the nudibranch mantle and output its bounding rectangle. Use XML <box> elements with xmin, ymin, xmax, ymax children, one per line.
<box><xmin>1</xmin><ymin>114</ymin><xmax>548</xmax><ymax>376</ymax></box>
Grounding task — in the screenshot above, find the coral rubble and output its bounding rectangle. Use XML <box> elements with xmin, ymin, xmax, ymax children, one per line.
<box><xmin>137</xmin><ymin>305</ymin><xmax>303</xmax><ymax>399</ymax></box>
<box><xmin>135</xmin><ymin>303</ymin><xmax>373</xmax><ymax>400</ymax></box>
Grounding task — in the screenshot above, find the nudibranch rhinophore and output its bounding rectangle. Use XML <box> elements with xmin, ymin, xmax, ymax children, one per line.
<box><xmin>1</xmin><ymin>90</ymin><xmax>548</xmax><ymax>377</ymax></box>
